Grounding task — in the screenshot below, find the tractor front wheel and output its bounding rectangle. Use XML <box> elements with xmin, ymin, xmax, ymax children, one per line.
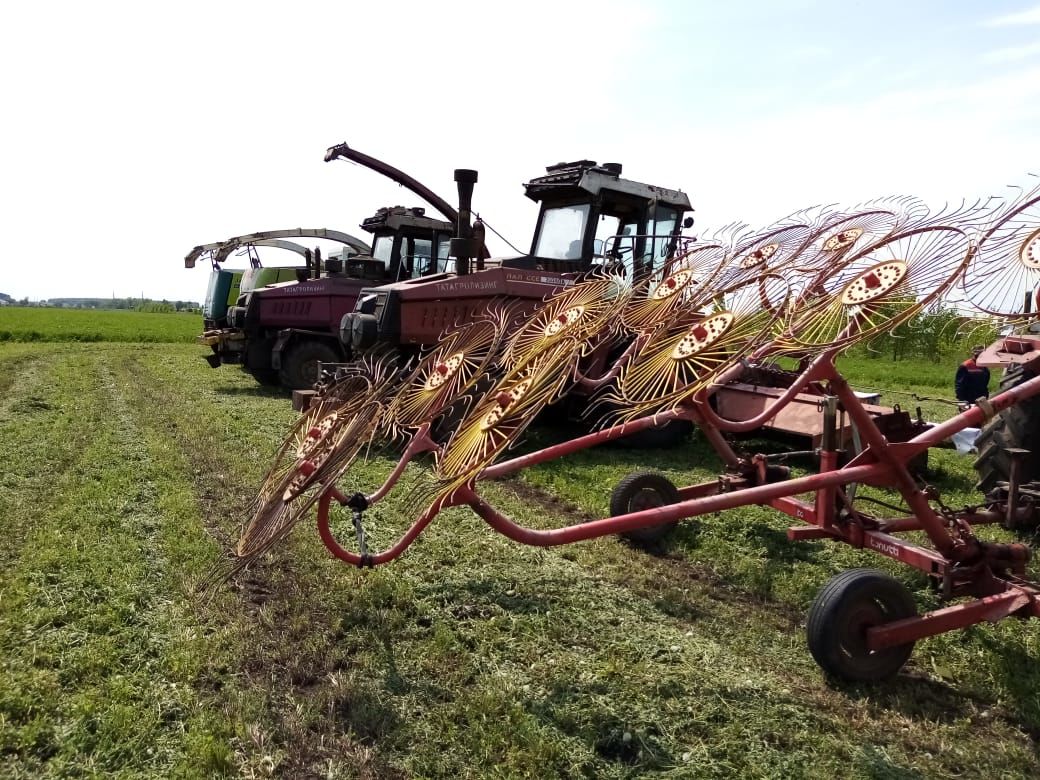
<box><xmin>245</xmin><ymin>367</ymin><xmax>281</xmax><ymax>387</ymax></box>
<box><xmin>279</xmin><ymin>340</ymin><xmax>340</xmax><ymax>391</ymax></box>
<box><xmin>807</xmin><ymin>568</ymin><xmax>917</xmax><ymax>682</ymax></box>
<box><xmin>609</xmin><ymin>471</ymin><xmax>680</xmax><ymax>545</ymax></box>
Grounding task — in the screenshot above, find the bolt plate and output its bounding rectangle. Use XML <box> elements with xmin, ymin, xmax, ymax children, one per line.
<box><xmin>738</xmin><ymin>243</ymin><xmax>779</xmax><ymax>269</ymax></box>
<box><xmin>1020</xmin><ymin>228</ymin><xmax>1040</xmax><ymax>270</ymax></box>
<box><xmin>543</xmin><ymin>305</ymin><xmax>586</xmax><ymax>337</ymax></box>
<box><xmin>823</xmin><ymin>227</ymin><xmax>864</xmax><ymax>252</ymax></box>
<box><xmin>670</xmin><ymin>312</ymin><xmax>735</xmax><ymax>359</ymax></box>
<box><xmin>423</xmin><ymin>351</ymin><xmax>465</xmax><ymax>390</ymax></box>
<box><xmin>840</xmin><ymin>260</ymin><xmax>908</xmax><ymax>305</ymax></box>
<box><xmin>651</xmin><ymin>268</ymin><xmax>694</xmax><ymax>300</ymax></box>
<box><xmin>480</xmin><ymin>377</ymin><xmax>533</xmax><ymax>431</ymax></box>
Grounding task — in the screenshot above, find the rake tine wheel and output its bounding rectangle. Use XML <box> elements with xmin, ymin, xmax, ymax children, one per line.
<box><xmin>228</xmin><ymin>357</ymin><xmax>400</xmax><ymax>571</ymax></box>
<box><xmin>385</xmin><ymin>308</ymin><xmax>511</xmax><ymax>437</ymax></box>
<box><xmin>783</xmin><ymin>195</ymin><xmax>961</xmax><ymax>309</ymax></box>
<box><xmin>780</xmin><ymin>225</ymin><xmax>974</xmax><ymax>353</ymax></box>
<box><xmin>598</xmin><ymin>275</ymin><xmax>792</xmax><ymax>424</ymax></box>
<box><xmin>503</xmin><ymin>272</ymin><xmax>632</xmax><ymax>366</ymax></box>
<box><xmin>619</xmin><ymin>243</ymin><xmax>729</xmax><ymax>333</ymax></box>
<box><xmin>713</xmin><ymin>222</ymin><xmax>816</xmax><ymax>290</ymax></box>
<box><xmin>961</xmin><ymin>180</ymin><xmax>1040</xmax><ymax>320</ymax></box>
<box><xmin>403</xmin><ymin>340</ymin><xmax>582</xmax><ymax>518</ymax></box>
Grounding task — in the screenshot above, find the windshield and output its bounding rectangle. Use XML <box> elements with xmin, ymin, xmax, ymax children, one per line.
<box><xmin>646</xmin><ymin>206</ymin><xmax>680</xmax><ymax>269</ymax></box>
<box><xmin>372</xmin><ymin>235</ymin><xmax>394</xmax><ymax>267</ymax></box>
<box><xmin>408</xmin><ymin>237</ymin><xmax>435</xmax><ymax>277</ymax></box>
<box><xmin>533</xmin><ymin>204</ymin><xmax>590</xmax><ymax>259</ymax></box>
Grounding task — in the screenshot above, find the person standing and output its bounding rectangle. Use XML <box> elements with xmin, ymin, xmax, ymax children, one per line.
<box><xmin>955</xmin><ymin>345</ymin><xmax>991</xmax><ymax>403</ymax></box>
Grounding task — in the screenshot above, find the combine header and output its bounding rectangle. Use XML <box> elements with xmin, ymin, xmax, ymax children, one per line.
<box><xmin>217</xmin><ymin>166</ymin><xmax>1040</xmax><ymax>683</ymax></box>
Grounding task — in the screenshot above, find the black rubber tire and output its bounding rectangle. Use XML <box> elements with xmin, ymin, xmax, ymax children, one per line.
<box><xmin>614</xmin><ymin>419</ymin><xmax>693</xmax><ymax>449</ymax></box>
<box><xmin>609</xmin><ymin>471</ymin><xmax>680</xmax><ymax>544</ymax></box>
<box><xmin>245</xmin><ymin>367</ymin><xmax>281</xmax><ymax>387</ymax></box>
<box><xmin>974</xmin><ymin>364</ymin><xmax>1040</xmax><ymax>493</ymax></box>
<box><xmin>807</xmin><ymin>568</ymin><xmax>917</xmax><ymax>682</ymax></box>
<box><xmin>279</xmin><ymin>340</ymin><xmax>341</xmax><ymax>391</ymax></box>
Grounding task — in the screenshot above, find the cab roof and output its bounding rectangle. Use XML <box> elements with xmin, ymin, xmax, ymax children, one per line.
<box><xmin>523</xmin><ymin>160</ymin><xmax>691</xmax><ymax>212</ymax></box>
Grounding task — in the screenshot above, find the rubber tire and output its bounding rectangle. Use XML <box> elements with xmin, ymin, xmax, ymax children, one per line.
<box><xmin>974</xmin><ymin>364</ymin><xmax>1040</xmax><ymax>493</ymax></box>
<box><xmin>245</xmin><ymin>367</ymin><xmax>281</xmax><ymax>387</ymax></box>
<box><xmin>609</xmin><ymin>471</ymin><xmax>680</xmax><ymax>544</ymax></box>
<box><xmin>807</xmin><ymin>568</ymin><xmax>917</xmax><ymax>683</ymax></box>
<box><xmin>279</xmin><ymin>340</ymin><xmax>341</xmax><ymax>391</ymax></box>
<box><xmin>614</xmin><ymin>419</ymin><xmax>693</xmax><ymax>449</ymax></box>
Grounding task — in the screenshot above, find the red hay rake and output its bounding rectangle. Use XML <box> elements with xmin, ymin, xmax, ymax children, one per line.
<box><xmin>227</xmin><ymin>185</ymin><xmax>1040</xmax><ymax>682</ymax></box>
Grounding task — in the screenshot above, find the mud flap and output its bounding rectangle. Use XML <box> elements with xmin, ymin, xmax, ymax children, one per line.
<box><xmin>271</xmin><ymin>330</ymin><xmax>294</xmax><ymax>370</ymax></box>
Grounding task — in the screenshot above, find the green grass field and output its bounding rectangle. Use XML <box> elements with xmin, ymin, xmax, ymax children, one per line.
<box><xmin>0</xmin><ymin>307</ymin><xmax>199</xmax><ymax>343</ymax></box>
<box><xmin>1</xmin><ymin>316</ymin><xmax>1037</xmax><ymax>778</ymax></box>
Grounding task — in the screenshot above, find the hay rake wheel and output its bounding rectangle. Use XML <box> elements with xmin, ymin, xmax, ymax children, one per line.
<box><xmin>620</xmin><ymin>243</ymin><xmax>729</xmax><ymax>333</ymax></box>
<box><xmin>408</xmin><ymin>342</ymin><xmax>581</xmax><ymax>514</ymax></box>
<box><xmin>780</xmin><ymin>225</ymin><xmax>973</xmax><ymax>354</ymax></box>
<box><xmin>601</xmin><ymin>275</ymin><xmax>791</xmax><ymax>424</ymax></box>
<box><xmin>241</xmin><ymin>373</ymin><xmax>372</xmax><ymax>534</ymax></box>
<box><xmin>714</xmin><ymin>222</ymin><xmax>816</xmax><ymax>289</ymax></box>
<box><xmin>961</xmin><ymin>180</ymin><xmax>1040</xmax><ymax>319</ymax></box>
<box><xmin>782</xmin><ymin>198</ymin><xmax>944</xmax><ymax>305</ymax></box>
<box><xmin>231</xmin><ymin>359</ymin><xmax>401</xmax><ymax>568</ymax></box>
<box><xmin>504</xmin><ymin>273</ymin><xmax>630</xmax><ymax>366</ymax></box>
<box><xmin>385</xmin><ymin>309</ymin><xmax>511</xmax><ymax>437</ymax></box>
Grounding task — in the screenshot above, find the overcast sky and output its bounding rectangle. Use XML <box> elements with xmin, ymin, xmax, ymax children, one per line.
<box><xmin>1</xmin><ymin>1</ymin><xmax>1038</xmax><ymax>302</ymax></box>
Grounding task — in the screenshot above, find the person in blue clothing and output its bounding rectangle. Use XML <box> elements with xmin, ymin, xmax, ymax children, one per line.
<box><xmin>955</xmin><ymin>345</ymin><xmax>990</xmax><ymax>404</ymax></box>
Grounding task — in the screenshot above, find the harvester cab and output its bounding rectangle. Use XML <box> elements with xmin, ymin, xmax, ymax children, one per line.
<box><xmin>341</xmin><ymin>159</ymin><xmax>693</xmax><ymax>354</ymax></box>
<box><xmin>195</xmin><ymin>211</ymin><xmax>455</xmax><ymax>390</ymax></box>
<box><xmin>354</xmin><ymin>206</ymin><xmax>455</xmax><ymax>281</ymax></box>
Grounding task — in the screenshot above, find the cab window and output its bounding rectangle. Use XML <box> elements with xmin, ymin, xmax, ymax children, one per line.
<box><xmin>436</xmin><ymin>234</ymin><xmax>451</xmax><ymax>272</ymax></box>
<box><xmin>372</xmin><ymin>235</ymin><xmax>394</xmax><ymax>268</ymax></box>
<box><xmin>646</xmin><ymin>206</ymin><xmax>680</xmax><ymax>271</ymax></box>
<box><xmin>408</xmin><ymin>237</ymin><xmax>435</xmax><ymax>277</ymax></box>
<box><xmin>534</xmin><ymin>204</ymin><xmax>591</xmax><ymax>259</ymax></box>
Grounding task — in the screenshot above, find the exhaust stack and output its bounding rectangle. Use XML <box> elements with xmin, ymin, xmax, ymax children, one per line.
<box><xmin>451</xmin><ymin>169</ymin><xmax>479</xmax><ymax>277</ymax></box>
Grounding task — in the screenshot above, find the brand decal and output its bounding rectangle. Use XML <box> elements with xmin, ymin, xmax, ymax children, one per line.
<box><xmin>434</xmin><ymin>280</ymin><xmax>500</xmax><ymax>294</ymax></box>
<box><xmin>869</xmin><ymin>538</ymin><xmax>900</xmax><ymax>557</ymax></box>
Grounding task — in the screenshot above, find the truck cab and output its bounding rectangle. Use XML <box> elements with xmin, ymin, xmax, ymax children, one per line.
<box><xmin>342</xmin><ymin>160</ymin><xmax>693</xmax><ymax>353</ymax></box>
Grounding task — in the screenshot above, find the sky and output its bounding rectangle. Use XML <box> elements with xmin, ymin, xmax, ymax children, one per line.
<box><xmin>1</xmin><ymin>0</ymin><xmax>1038</xmax><ymax>303</ymax></box>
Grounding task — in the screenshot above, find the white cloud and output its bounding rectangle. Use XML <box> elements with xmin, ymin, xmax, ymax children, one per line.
<box><xmin>981</xmin><ymin>41</ymin><xmax>1040</xmax><ymax>62</ymax></box>
<box><xmin>984</xmin><ymin>4</ymin><xmax>1040</xmax><ymax>26</ymax></box>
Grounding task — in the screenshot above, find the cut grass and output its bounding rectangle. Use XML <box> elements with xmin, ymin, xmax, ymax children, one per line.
<box><xmin>0</xmin><ymin>340</ymin><xmax>1037</xmax><ymax>778</ymax></box>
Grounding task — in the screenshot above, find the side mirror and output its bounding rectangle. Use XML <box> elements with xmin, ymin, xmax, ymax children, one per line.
<box><xmin>683</xmin><ymin>216</ymin><xmax>695</xmax><ymax>229</ymax></box>
<box><xmin>592</xmin><ymin>238</ymin><xmax>604</xmax><ymax>257</ymax></box>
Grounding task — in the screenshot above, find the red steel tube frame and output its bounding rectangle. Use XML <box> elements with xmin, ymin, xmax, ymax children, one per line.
<box><xmin>313</xmin><ymin>354</ymin><xmax>1040</xmax><ymax>646</ymax></box>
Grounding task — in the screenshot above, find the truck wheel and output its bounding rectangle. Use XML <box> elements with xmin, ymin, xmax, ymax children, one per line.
<box><xmin>609</xmin><ymin>471</ymin><xmax>680</xmax><ymax>544</ymax></box>
<box><xmin>807</xmin><ymin>569</ymin><xmax>917</xmax><ymax>682</ymax></box>
<box><xmin>974</xmin><ymin>365</ymin><xmax>1040</xmax><ymax>492</ymax></box>
<box><xmin>245</xmin><ymin>367</ymin><xmax>281</xmax><ymax>387</ymax></box>
<box><xmin>279</xmin><ymin>340</ymin><xmax>340</xmax><ymax>391</ymax></box>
